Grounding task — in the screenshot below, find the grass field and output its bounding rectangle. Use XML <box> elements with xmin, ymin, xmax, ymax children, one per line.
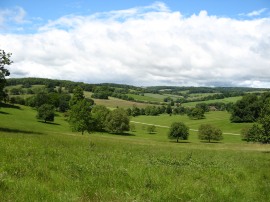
<box><xmin>127</xmin><ymin>94</ymin><xmax>162</xmax><ymax>102</ymax></box>
<box><xmin>0</xmin><ymin>104</ymin><xmax>270</xmax><ymax>201</ymax></box>
<box><xmin>84</xmin><ymin>92</ymin><xmax>154</xmax><ymax>109</ymax></box>
<box><xmin>182</xmin><ymin>96</ymin><xmax>242</xmax><ymax>107</ymax></box>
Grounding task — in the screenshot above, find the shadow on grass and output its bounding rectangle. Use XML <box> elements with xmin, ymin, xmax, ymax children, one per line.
<box><xmin>0</xmin><ymin>103</ymin><xmax>21</xmax><ymax>109</ymax></box>
<box><xmin>262</xmin><ymin>151</ymin><xmax>270</xmax><ymax>154</ymax></box>
<box><xmin>0</xmin><ymin>127</ymin><xmax>44</xmax><ymax>135</ymax></box>
<box><xmin>0</xmin><ymin>111</ymin><xmax>9</xmax><ymax>115</ymax></box>
<box><xmin>37</xmin><ymin>121</ymin><xmax>60</xmax><ymax>125</ymax></box>
<box><xmin>110</xmin><ymin>132</ymin><xmax>135</xmax><ymax>136</ymax></box>
<box><xmin>199</xmin><ymin>141</ymin><xmax>223</xmax><ymax>144</ymax></box>
<box><xmin>170</xmin><ymin>141</ymin><xmax>191</xmax><ymax>144</ymax></box>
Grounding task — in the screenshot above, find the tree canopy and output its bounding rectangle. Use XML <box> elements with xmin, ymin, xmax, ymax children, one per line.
<box><xmin>230</xmin><ymin>94</ymin><xmax>260</xmax><ymax>123</ymax></box>
<box><xmin>69</xmin><ymin>99</ymin><xmax>95</xmax><ymax>135</ymax></box>
<box><xmin>0</xmin><ymin>50</ymin><xmax>12</xmax><ymax>102</ymax></box>
<box><xmin>198</xmin><ymin>124</ymin><xmax>223</xmax><ymax>142</ymax></box>
<box><xmin>69</xmin><ymin>86</ymin><xmax>85</xmax><ymax>107</ymax></box>
<box><xmin>36</xmin><ymin>104</ymin><xmax>55</xmax><ymax>123</ymax></box>
<box><xmin>168</xmin><ymin>122</ymin><xmax>189</xmax><ymax>142</ymax></box>
<box><xmin>91</xmin><ymin>105</ymin><xmax>110</xmax><ymax>131</ymax></box>
<box><xmin>105</xmin><ymin>108</ymin><xmax>130</xmax><ymax>134</ymax></box>
<box><xmin>187</xmin><ymin>108</ymin><xmax>205</xmax><ymax>119</ymax></box>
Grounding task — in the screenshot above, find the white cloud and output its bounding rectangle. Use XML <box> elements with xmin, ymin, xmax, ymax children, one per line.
<box><xmin>0</xmin><ymin>6</ymin><xmax>28</xmax><ymax>25</ymax></box>
<box><xmin>247</xmin><ymin>8</ymin><xmax>267</xmax><ymax>17</ymax></box>
<box><xmin>1</xmin><ymin>3</ymin><xmax>270</xmax><ymax>87</ymax></box>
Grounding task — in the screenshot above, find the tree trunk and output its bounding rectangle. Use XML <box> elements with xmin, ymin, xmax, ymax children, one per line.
<box><xmin>177</xmin><ymin>138</ymin><xmax>179</xmax><ymax>143</ymax></box>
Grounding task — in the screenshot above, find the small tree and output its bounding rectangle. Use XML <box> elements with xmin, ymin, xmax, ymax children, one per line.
<box><xmin>105</xmin><ymin>108</ymin><xmax>130</xmax><ymax>134</ymax></box>
<box><xmin>69</xmin><ymin>99</ymin><xmax>94</xmax><ymax>135</ymax></box>
<box><xmin>198</xmin><ymin>124</ymin><xmax>223</xmax><ymax>142</ymax></box>
<box><xmin>36</xmin><ymin>104</ymin><xmax>55</xmax><ymax>123</ymax></box>
<box><xmin>147</xmin><ymin>125</ymin><xmax>156</xmax><ymax>134</ymax></box>
<box><xmin>168</xmin><ymin>122</ymin><xmax>189</xmax><ymax>142</ymax></box>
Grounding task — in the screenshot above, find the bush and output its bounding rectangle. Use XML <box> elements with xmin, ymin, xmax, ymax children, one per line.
<box><xmin>147</xmin><ymin>125</ymin><xmax>156</xmax><ymax>134</ymax></box>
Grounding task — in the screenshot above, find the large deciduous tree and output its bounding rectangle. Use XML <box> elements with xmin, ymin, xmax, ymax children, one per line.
<box><xmin>242</xmin><ymin>100</ymin><xmax>270</xmax><ymax>144</ymax></box>
<box><xmin>69</xmin><ymin>99</ymin><xmax>94</xmax><ymax>135</ymax></box>
<box><xmin>91</xmin><ymin>105</ymin><xmax>110</xmax><ymax>131</ymax></box>
<box><xmin>168</xmin><ymin>122</ymin><xmax>189</xmax><ymax>142</ymax></box>
<box><xmin>0</xmin><ymin>50</ymin><xmax>12</xmax><ymax>102</ymax></box>
<box><xmin>230</xmin><ymin>94</ymin><xmax>260</xmax><ymax>123</ymax></box>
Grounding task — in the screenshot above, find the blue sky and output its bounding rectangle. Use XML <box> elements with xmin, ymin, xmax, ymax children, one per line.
<box><xmin>1</xmin><ymin>0</ymin><xmax>269</xmax><ymax>19</ymax></box>
<box><xmin>1</xmin><ymin>1</ymin><xmax>270</xmax><ymax>87</ymax></box>
<box><xmin>1</xmin><ymin>0</ymin><xmax>269</xmax><ymax>33</ymax></box>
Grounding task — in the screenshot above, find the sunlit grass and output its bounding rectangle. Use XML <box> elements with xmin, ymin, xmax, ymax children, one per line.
<box><xmin>0</xmin><ymin>104</ymin><xmax>269</xmax><ymax>201</ymax></box>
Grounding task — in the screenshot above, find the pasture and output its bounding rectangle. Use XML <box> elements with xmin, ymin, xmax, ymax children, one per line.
<box><xmin>0</xmin><ymin>104</ymin><xmax>270</xmax><ymax>201</ymax></box>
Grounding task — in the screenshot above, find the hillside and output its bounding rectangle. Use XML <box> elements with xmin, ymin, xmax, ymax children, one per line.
<box><xmin>0</xmin><ymin>103</ymin><xmax>270</xmax><ymax>201</ymax></box>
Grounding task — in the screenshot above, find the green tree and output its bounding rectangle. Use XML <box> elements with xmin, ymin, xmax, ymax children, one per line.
<box><xmin>230</xmin><ymin>94</ymin><xmax>260</xmax><ymax>123</ymax></box>
<box><xmin>241</xmin><ymin>99</ymin><xmax>270</xmax><ymax>144</ymax></box>
<box><xmin>258</xmin><ymin>101</ymin><xmax>270</xmax><ymax>143</ymax></box>
<box><xmin>168</xmin><ymin>122</ymin><xmax>189</xmax><ymax>142</ymax></box>
<box><xmin>198</xmin><ymin>124</ymin><xmax>223</xmax><ymax>142</ymax></box>
<box><xmin>196</xmin><ymin>103</ymin><xmax>209</xmax><ymax>113</ymax></box>
<box><xmin>188</xmin><ymin>108</ymin><xmax>205</xmax><ymax>119</ymax></box>
<box><xmin>0</xmin><ymin>50</ymin><xmax>12</xmax><ymax>102</ymax></box>
<box><xmin>69</xmin><ymin>86</ymin><xmax>84</xmax><ymax>107</ymax></box>
<box><xmin>105</xmin><ymin>108</ymin><xmax>130</xmax><ymax>133</ymax></box>
<box><xmin>166</xmin><ymin>104</ymin><xmax>172</xmax><ymax>115</ymax></box>
<box><xmin>69</xmin><ymin>99</ymin><xmax>94</xmax><ymax>135</ymax></box>
<box><xmin>131</xmin><ymin>105</ymin><xmax>140</xmax><ymax>117</ymax></box>
<box><xmin>91</xmin><ymin>105</ymin><xmax>110</xmax><ymax>131</ymax></box>
<box><xmin>36</xmin><ymin>104</ymin><xmax>55</xmax><ymax>123</ymax></box>
<box><xmin>241</xmin><ymin>124</ymin><xmax>261</xmax><ymax>142</ymax></box>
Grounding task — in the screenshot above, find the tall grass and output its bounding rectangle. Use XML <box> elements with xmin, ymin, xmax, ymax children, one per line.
<box><xmin>0</xmin><ymin>104</ymin><xmax>269</xmax><ymax>201</ymax></box>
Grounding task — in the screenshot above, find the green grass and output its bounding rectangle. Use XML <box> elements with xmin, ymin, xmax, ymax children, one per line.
<box><xmin>182</xmin><ymin>96</ymin><xmax>242</xmax><ymax>107</ymax></box>
<box><xmin>187</xmin><ymin>93</ymin><xmax>220</xmax><ymax>100</ymax></box>
<box><xmin>0</xmin><ymin>104</ymin><xmax>270</xmax><ymax>201</ymax></box>
<box><xmin>84</xmin><ymin>92</ymin><xmax>155</xmax><ymax>109</ymax></box>
<box><xmin>127</xmin><ymin>93</ymin><xmax>162</xmax><ymax>102</ymax></box>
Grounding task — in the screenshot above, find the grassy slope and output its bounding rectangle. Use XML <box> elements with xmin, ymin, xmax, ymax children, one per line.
<box><xmin>182</xmin><ymin>96</ymin><xmax>242</xmax><ymax>107</ymax></box>
<box><xmin>84</xmin><ymin>92</ymin><xmax>154</xmax><ymax>109</ymax></box>
<box><xmin>0</xmin><ymin>105</ymin><xmax>270</xmax><ymax>201</ymax></box>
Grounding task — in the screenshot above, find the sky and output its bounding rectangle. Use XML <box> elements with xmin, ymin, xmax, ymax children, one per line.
<box><xmin>0</xmin><ymin>0</ymin><xmax>270</xmax><ymax>87</ymax></box>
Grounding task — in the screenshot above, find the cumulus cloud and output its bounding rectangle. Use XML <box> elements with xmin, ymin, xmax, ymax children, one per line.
<box><xmin>1</xmin><ymin>2</ymin><xmax>270</xmax><ymax>87</ymax></box>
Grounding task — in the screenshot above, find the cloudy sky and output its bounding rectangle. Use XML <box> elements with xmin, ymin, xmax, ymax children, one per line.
<box><xmin>1</xmin><ymin>0</ymin><xmax>270</xmax><ymax>87</ymax></box>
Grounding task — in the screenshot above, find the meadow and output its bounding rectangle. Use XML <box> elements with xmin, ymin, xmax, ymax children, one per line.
<box><xmin>0</xmin><ymin>104</ymin><xmax>270</xmax><ymax>201</ymax></box>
